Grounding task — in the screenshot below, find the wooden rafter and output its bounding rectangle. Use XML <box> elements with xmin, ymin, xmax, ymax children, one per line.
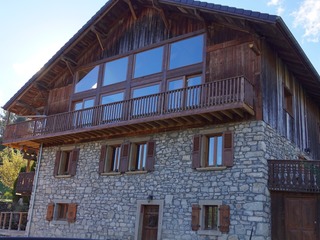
<box><xmin>152</xmin><ymin>0</ymin><xmax>170</xmax><ymax>31</ymax></box>
<box><xmin>124</xmin><ymin>0</ymin><xmax>137</xmax><ymax>20</ymax></box>
<box><xmin>16</xmin><ymin>100</ymin><xmax>39</xmax><ymax>114</ymax></box>
<box><xmin>91</xmin><ymin>27</ymin><xmax>105</xmax><ymax>51</ymax></box>
<box><xmin>61</xmin><ymin>56</ymin><xmax>77</xmax><ymax>76</ymax></box>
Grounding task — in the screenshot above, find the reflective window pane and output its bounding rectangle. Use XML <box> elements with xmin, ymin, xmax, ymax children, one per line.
<box><xmin>134</xmin><ymin>47</ymin><xmax>163</xmax><ymax>78</ymax></box>
<box><xmin>132</xmin><ymin>84</ymin><xmax>160</xmax><ymax>117</ymax></box>
<box><xmin>101</xmin><ymin>92</ymin><xmax>124</xmax><ymax>105</ymax></box>
<box><xmin>133</xmin><ymin>84</ymin><xmax>159</xmax><ymax>98</ymax></box>
<box><xmin>101</xmin><ymin>92</ymin><xmax>124</xmax><ymax>122</ymax></box>
<box><xmin>168</xmin><ymin>79</ymin><xmax>183</xmax><ymax>111</ymax></box>
<box><xmin>169</xmin><ymin>35</ymin><xmax>203</xmax><ymax>69</ymax></box>
<box><xmin>186</xmin><ymin>76</ymin><xmax>201</xmax><ymax>107</ymax></box>
<box><xmin>75</xmin><ymin>66</ymin><xmax>99</xmax><ymax>93</ymax></box>
<box><xmin>103</xmin><ymin>57</ymin><xmax>128</xmax><ymax>86</ymax></box>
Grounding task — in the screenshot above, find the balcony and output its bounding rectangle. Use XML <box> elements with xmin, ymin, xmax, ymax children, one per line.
<box><xmin>3</xmin><ymin>76</ymin><xmax>254</xmax><ymax>149</ymax></box>
<box><xmin>268</xmin><ymin>160</ymin><xmax>320</xmax><ymax>193</ymax></box>
<box><xmin>0</xmin><ymin>212</ymin><xmax>28</xmax><ymax>232</ymax></box>
<box><xmin>15</xmin><ymin>172</ymin><xmax>35</xmax><ymax>196</ymax></box>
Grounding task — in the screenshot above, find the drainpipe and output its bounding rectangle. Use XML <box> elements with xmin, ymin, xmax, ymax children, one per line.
<box><xmin>26</xmin><ymin>143</ymin><xmax>43</xmax><ymax>237</ymax></box>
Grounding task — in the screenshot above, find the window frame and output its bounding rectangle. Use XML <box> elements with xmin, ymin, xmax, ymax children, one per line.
<box><xmin>192</xmin><ymin>131</ymin><xmax>234</xmax><ymax>170</ymax></box>
<box><xmin>71</xmin><ymin>31</ymin><xmax>205</xmax><ymax>113</ymax></box>
<box><xmin>198</xmin><ymin>200</ymin><xmax>222</xmax><ymax>236</ymax></box>
<box><xmin>54</xmin><ymin>147</ymin><xmax>80</xmax><ymax>177</ymax></box>
<box><xmin>129</xmin><ymin>142</ymin><xmax>148</xmax><ymax>172</ymax></box>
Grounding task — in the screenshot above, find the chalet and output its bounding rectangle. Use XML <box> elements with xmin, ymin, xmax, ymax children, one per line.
<box><xmin>1</xmin><ymin>0</ymin><xmax>320</xmax><ymax>239</ymax></box>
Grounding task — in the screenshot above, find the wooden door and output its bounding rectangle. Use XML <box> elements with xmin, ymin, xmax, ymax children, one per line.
<box><xmin>285</xmin><ymin>197</ymin><xmax>317</xmax><ymax>240</ymax></box>
<box><xmin>141</xmin><ymin>205</ymin><xmax>159</xmax><ymax>240</ymax></box>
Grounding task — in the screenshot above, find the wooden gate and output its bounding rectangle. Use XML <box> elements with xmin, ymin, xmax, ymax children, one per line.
<box><xmin>271</xmin><ymin>192</ymin><xmax>319</xmax><ymax>240</ymax></box>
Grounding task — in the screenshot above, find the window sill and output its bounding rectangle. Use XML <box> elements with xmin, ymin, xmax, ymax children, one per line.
<box><xmin>51</xmin><ymin>220</ymin><xmax>69</xmax><ymax>225</ymax></box>
<box><xmin>100</xmin><ymin>172</ymin><xmax>121</xmax><ymax>176</ymax></box>
<box><xmin>197</xmin><ymin>229</ymin><xmax>221</xmax><ymax>236</ymax></box>
<box><xmin>196</xmin><ymin>166</ymin><xmax>227</xmax><ymax>171</ymax></box>
<box><xmin>54</xmin><ymin>174</ymin><xmax>72</xmax><ymax>178</ymax></box>
<box><xmin>126</xmin><ymin>170</ymin><xmax>148</xmax><ymax>175</ymax></box>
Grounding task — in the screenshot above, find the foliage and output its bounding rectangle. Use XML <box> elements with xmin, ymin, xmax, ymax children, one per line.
<box><xmin>0</xmin><ymin>148</ymin><xmax>27</xmax><ymax>189</ymax></box>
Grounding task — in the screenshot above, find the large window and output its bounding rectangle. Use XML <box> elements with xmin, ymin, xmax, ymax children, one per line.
<box><xmin>169</xmin><ymin>35</ymin><xmax>203</xmax><ymax>69</ymax></box>
<box><xmin>133</xmin><ymin>47</ymin><xmax>164</xmax><ymax>78</ymax></box>
<box><xmin>75</xmin><ymin>66</ymin><xmax>99</xmax><ymax>93</ymax></box>
<box><xmin>74</xmin><ymin>98</ymin><xmax>95</xmax><ymax>127</ymax></box>
<box><xmin>103</xmin><ymin>57</ymin><xmax>128</xmax><ymax>86</ymax></box>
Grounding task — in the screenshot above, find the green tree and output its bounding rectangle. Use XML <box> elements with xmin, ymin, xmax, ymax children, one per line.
<box><xmin>0</xmin><ymin>148</ymin><xmax>26</xmax><ymax>189</ymax></box>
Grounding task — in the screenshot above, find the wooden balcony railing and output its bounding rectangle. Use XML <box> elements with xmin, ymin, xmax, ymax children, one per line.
<box><xmin>3</xmin><ymin>76</ymin><xmax>254</xmax><ymax>144</ymax></box>
<box><xmin>15</xmin><ymin>172</ymin><xmax>35</xmax><ymax>196</ymax></box>
<box><xmin>0</xmin><ymin>212</ymin><xmax>28</xmax><ymax>231</ymax></box>
<box><xmin>268</xmin><ymin>160</ymin><xmax>320</xmax><ymax>193</ymax></box>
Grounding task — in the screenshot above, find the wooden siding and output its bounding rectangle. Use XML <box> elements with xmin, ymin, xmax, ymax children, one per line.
<box><xmin>262</xmin><ymin>42</ymin><xmax>320</xmax><ymax>159</ymax></box>
<box><xmin>47</xmin><ymin>85</ymin><xmax>72</xmax><ymax>115</ymax></box>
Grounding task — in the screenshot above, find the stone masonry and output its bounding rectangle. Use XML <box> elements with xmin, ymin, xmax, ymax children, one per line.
<box><xmin>28</xmin><ymin>120</ymin><xmax>304</xmax><ymax>240</ymax></box>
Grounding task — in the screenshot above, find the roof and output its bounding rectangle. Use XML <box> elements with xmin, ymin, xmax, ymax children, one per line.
<box><xmin>3</xmin><ymin>0</ymin><xmax>320</xmax><ymax>113</ymax></box>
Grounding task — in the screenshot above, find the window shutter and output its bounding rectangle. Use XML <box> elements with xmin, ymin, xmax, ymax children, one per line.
<box><xmin>222</xmin><ymin>131</ymin><xmax>234</xmax><ymax>167</ymax></box>
<box><xmin>69</xmin><ymin>148</ymin><xmax>80</xmax><ymax>176</ymax></box>
<box><xmin>53</xmin><ymin>151</ymin><xmax>61</xmax><ymax>176</ymax></box>
<box><xmin>192</xmin><ymin>135</ymin><xmax>201</xmax><ymax>169</ymax></box>
<box><xmin>46</xmin><ymin>203</ymin><xmax>54</xmax><ymax>221</ymax></box>
<box><xmin>191</xmin><ymin>204</ymin><xmax>201</xmax><ymax>231</ymax></box>
<box><xmin>219</xmin><ymin>204</ymin><xmax>230</xmax><ymax>233</ymax></box>
<box><xmin>146</xmin><ymin>141</ymin><xmax>156</xmax><ymax>171</ymax></box>
<box><xmin>99</xmin><ymin>145</ymin><xmax>107</xmax><ymax>174</ymax></box>
<box><xmin>67</xmin><ymin>203</ymin><xmax>77</xmax><ymax>223</ymax></box>
<box><xmin>119</xmin><ymin>143</ymin><xmax>130</xmax><ymax>173</ymax></box>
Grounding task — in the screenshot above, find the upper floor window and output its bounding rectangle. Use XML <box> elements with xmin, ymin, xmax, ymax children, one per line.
<box><xmin>133</xmin><ymin>46</ymin><xmax>164</xmax><ymax>78</ymax></box>
<box><xmin>169</xmin><ymin>35</ymin><xmax>204</xmax><ymax>70</ymax></box>
<box><xmin>192</xmin><ymin>131</ymin><xmax>233</xmax><ymax>169</ymax></box>
<box><xmin>75</xmin><ymin>66</ymin><xmax>99</xmax><ymax>93</ymax></box>
<box><xmin>103</xmin><ymin>57</ymin><xmax>128</xmax><ymax>86</ymax></box>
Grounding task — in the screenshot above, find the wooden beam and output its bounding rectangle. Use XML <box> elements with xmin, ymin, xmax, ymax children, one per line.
<box><xmin>152</xmin><ymin>0</ymin><xmax>170</xmax><ymax>31</ymax></box>
<box><xmin>61</xmin><ymin>56</ymin><xmax>77</xmax><ymax>76</ymax></box>
<box><xmin>232</xmin><ymin>108</ymin><xmax>244</xmax><ymax>118</ymax></box>
<box><xmin>124</xmin><ymin>0</ymin><xmax>137</xmax><ymax>20</ymax></box>
<box><xmin>210</xmin><ymin>112</ymin><xmax>223</xmax><ymax>121</ymax></box>
<box><xmin>16</xmin><ymin>100</ymin><xmax>39</xmax><ymax>114</ymax></box>
<box><xmin>91</xmin><ymin>27</ymin><xmax>105</xmax><ymax>51</ymax></box>
<box><xmin>221</xmin><ymin>110</ymin><xmax>233</xmax><ymax>119</ymax></box>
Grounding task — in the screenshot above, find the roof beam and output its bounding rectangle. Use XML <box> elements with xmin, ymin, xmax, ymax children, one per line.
<box><xmin>16</xmin><ymin>100</ymin><xmax>40</xmax><ymax>114</ymax></box>
<box><xmin>152</xmin><ymin>0</ymin><xmax>170</xmax><ymax>31</ymax></box>
<box><xmin>124</xmin><ymin>0</ymin><xmax>137</xmax><ymax>20</ymax></box>
<box><xmin>90</xmin><ymin>26</ymin><xmax>105</xmax><ymax>51</ymax></box>
<box><xmin>61</xmin><ymin>56</ymin><xmax>77</xmax><ymax>76</ymax></box>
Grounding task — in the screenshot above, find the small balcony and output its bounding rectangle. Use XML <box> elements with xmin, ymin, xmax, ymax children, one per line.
<box><xmin>3</xmin><ymin>76</ymin><xmax>254</xmax><ymax>148</ymax></box>
<box><xmin>268</xmin><ymin>160</ymin><xmax>320</xmax><ymax>193</ymax></box>
<box><xmin>15</xmin><ymin>172</ymin><xmax>35</xmax><ymax>196</ymax></box>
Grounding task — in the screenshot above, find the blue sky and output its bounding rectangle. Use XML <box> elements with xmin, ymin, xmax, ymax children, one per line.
<box><xmin>0</xmin><ymin>0</ymin><xmax>319</xmax><ymax>109</ymax></box>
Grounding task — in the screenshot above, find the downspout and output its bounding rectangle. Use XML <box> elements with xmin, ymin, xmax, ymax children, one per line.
<box><xmin>26</xmin><ymin>143</ymin><xmax>43</xmax><ymax>237</ymax></box>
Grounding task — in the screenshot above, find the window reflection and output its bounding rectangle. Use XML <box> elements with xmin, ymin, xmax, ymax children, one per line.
<box><xmin>169</xmin><ymin>35</ymin><xmax>203</xmax><ymax>69</ymax></box>
<box><xmin>134</xmin><ymin>47</ymin><xmax>163</xmax><ymax>78</ymax></box>
<box><xmin>186</xmin><ymin>76</ymin><xmax>201</xmax><ymax>108</ymax></box>
<box><xmin>75</xmin><ymin>66</ymin><xmax>99</xmax><ymax>93</ymax></box>
<box><xmin>132</xmin><ymin>84</ymin><xmax>160</xmax><ymax>117</ymax></box>
<box><xmin>101</xmin><ymin>92</ymin><xmax>124</xmax><ymax>122</ymax></box>
<box><xmin>167</xmin><ymin>79</ymin><xmax>183</xmax><ymax>111</ymax></box>
<box><xmin>103</xmin><ymin>57</ymin><xmax>128</xmax><ymax>86</ymax></box>
<box><xmin>73</xmin><ymin>98</ymin><xmax>95</xmax><ymax>127</ymax></box>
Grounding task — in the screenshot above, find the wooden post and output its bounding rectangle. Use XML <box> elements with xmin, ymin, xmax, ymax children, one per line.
<box><xmin>8</xmin><ymin>212</ymin><xmax>13</xmax><ymax>230</ymax></box>
<box><xmin>18</xmin><ymin>212</ymin><xmax>23</xmax><ymax>231</ymax></box>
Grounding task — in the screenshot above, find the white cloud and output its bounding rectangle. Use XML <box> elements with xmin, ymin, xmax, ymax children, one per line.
<box><xmin>267</xmin><ymin>0</ymin><xmax>285</xmax><ymax>15</ymax></box>
<box><xmin>292</xmin><ymin>0</ymin><xmax>320</xmax><ymax>42</ymax></box>
<box><xmin>267</xmin><ymin>0</ymin><xmax>281</xmax><ymax>6</ymax></box>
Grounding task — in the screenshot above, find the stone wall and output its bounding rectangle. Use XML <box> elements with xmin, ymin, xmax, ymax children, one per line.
<box><xmin>28</xmin><ymin>120</ymin><xmax>304</xmax><ymax>240</ymax></box>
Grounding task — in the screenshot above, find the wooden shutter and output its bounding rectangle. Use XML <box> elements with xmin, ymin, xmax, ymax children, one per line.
<box><xmin>119</xmin><ymin>143</ymin><xmax>130</xmax><ymax>173</ymax></box>
<box><xmin>53</xmin><ymin>151</ymin><xmax>61</xmax><ymax>176</ymax></box>
<box><xmin>46</xmin><ymin>203</ymin><xmax>54</xmax><ymax>221</ymax></box>
<box><xmin>191</xmin><ymin>204</ymin><xmax>201</xmax><ymax>231</ymax></box>
<box><xmin>146</xmin><ymin>141</ymin><xmax>156</xmax><ymax>171</ymax></box>
<box><xmin>219</xmin><ymin>205</ymin><xmax>230</xmax><ymax>233</ymax></box>
<box><xmin>222</xmin><ymin>131</ymin><xmax>234</xmax><ymax>167</ymax></box>
<box><xmin>192</xmin><ymin>135</ymin><xmax>201</xmax><ymax>169</ymax></box>
<box><xmin>67</xmin><ymin>203</ymin><xmax>77</xmax><ymax>223</ymax></box>
<box><xmin>69</xmin><ymin>148</ymin><xmax>80</xmax><ymax>176</ymax></box>
<box><xmin>98</xmin><ymin>145</ymin><xmax>107</xmax><ymax>174</ymax></box>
